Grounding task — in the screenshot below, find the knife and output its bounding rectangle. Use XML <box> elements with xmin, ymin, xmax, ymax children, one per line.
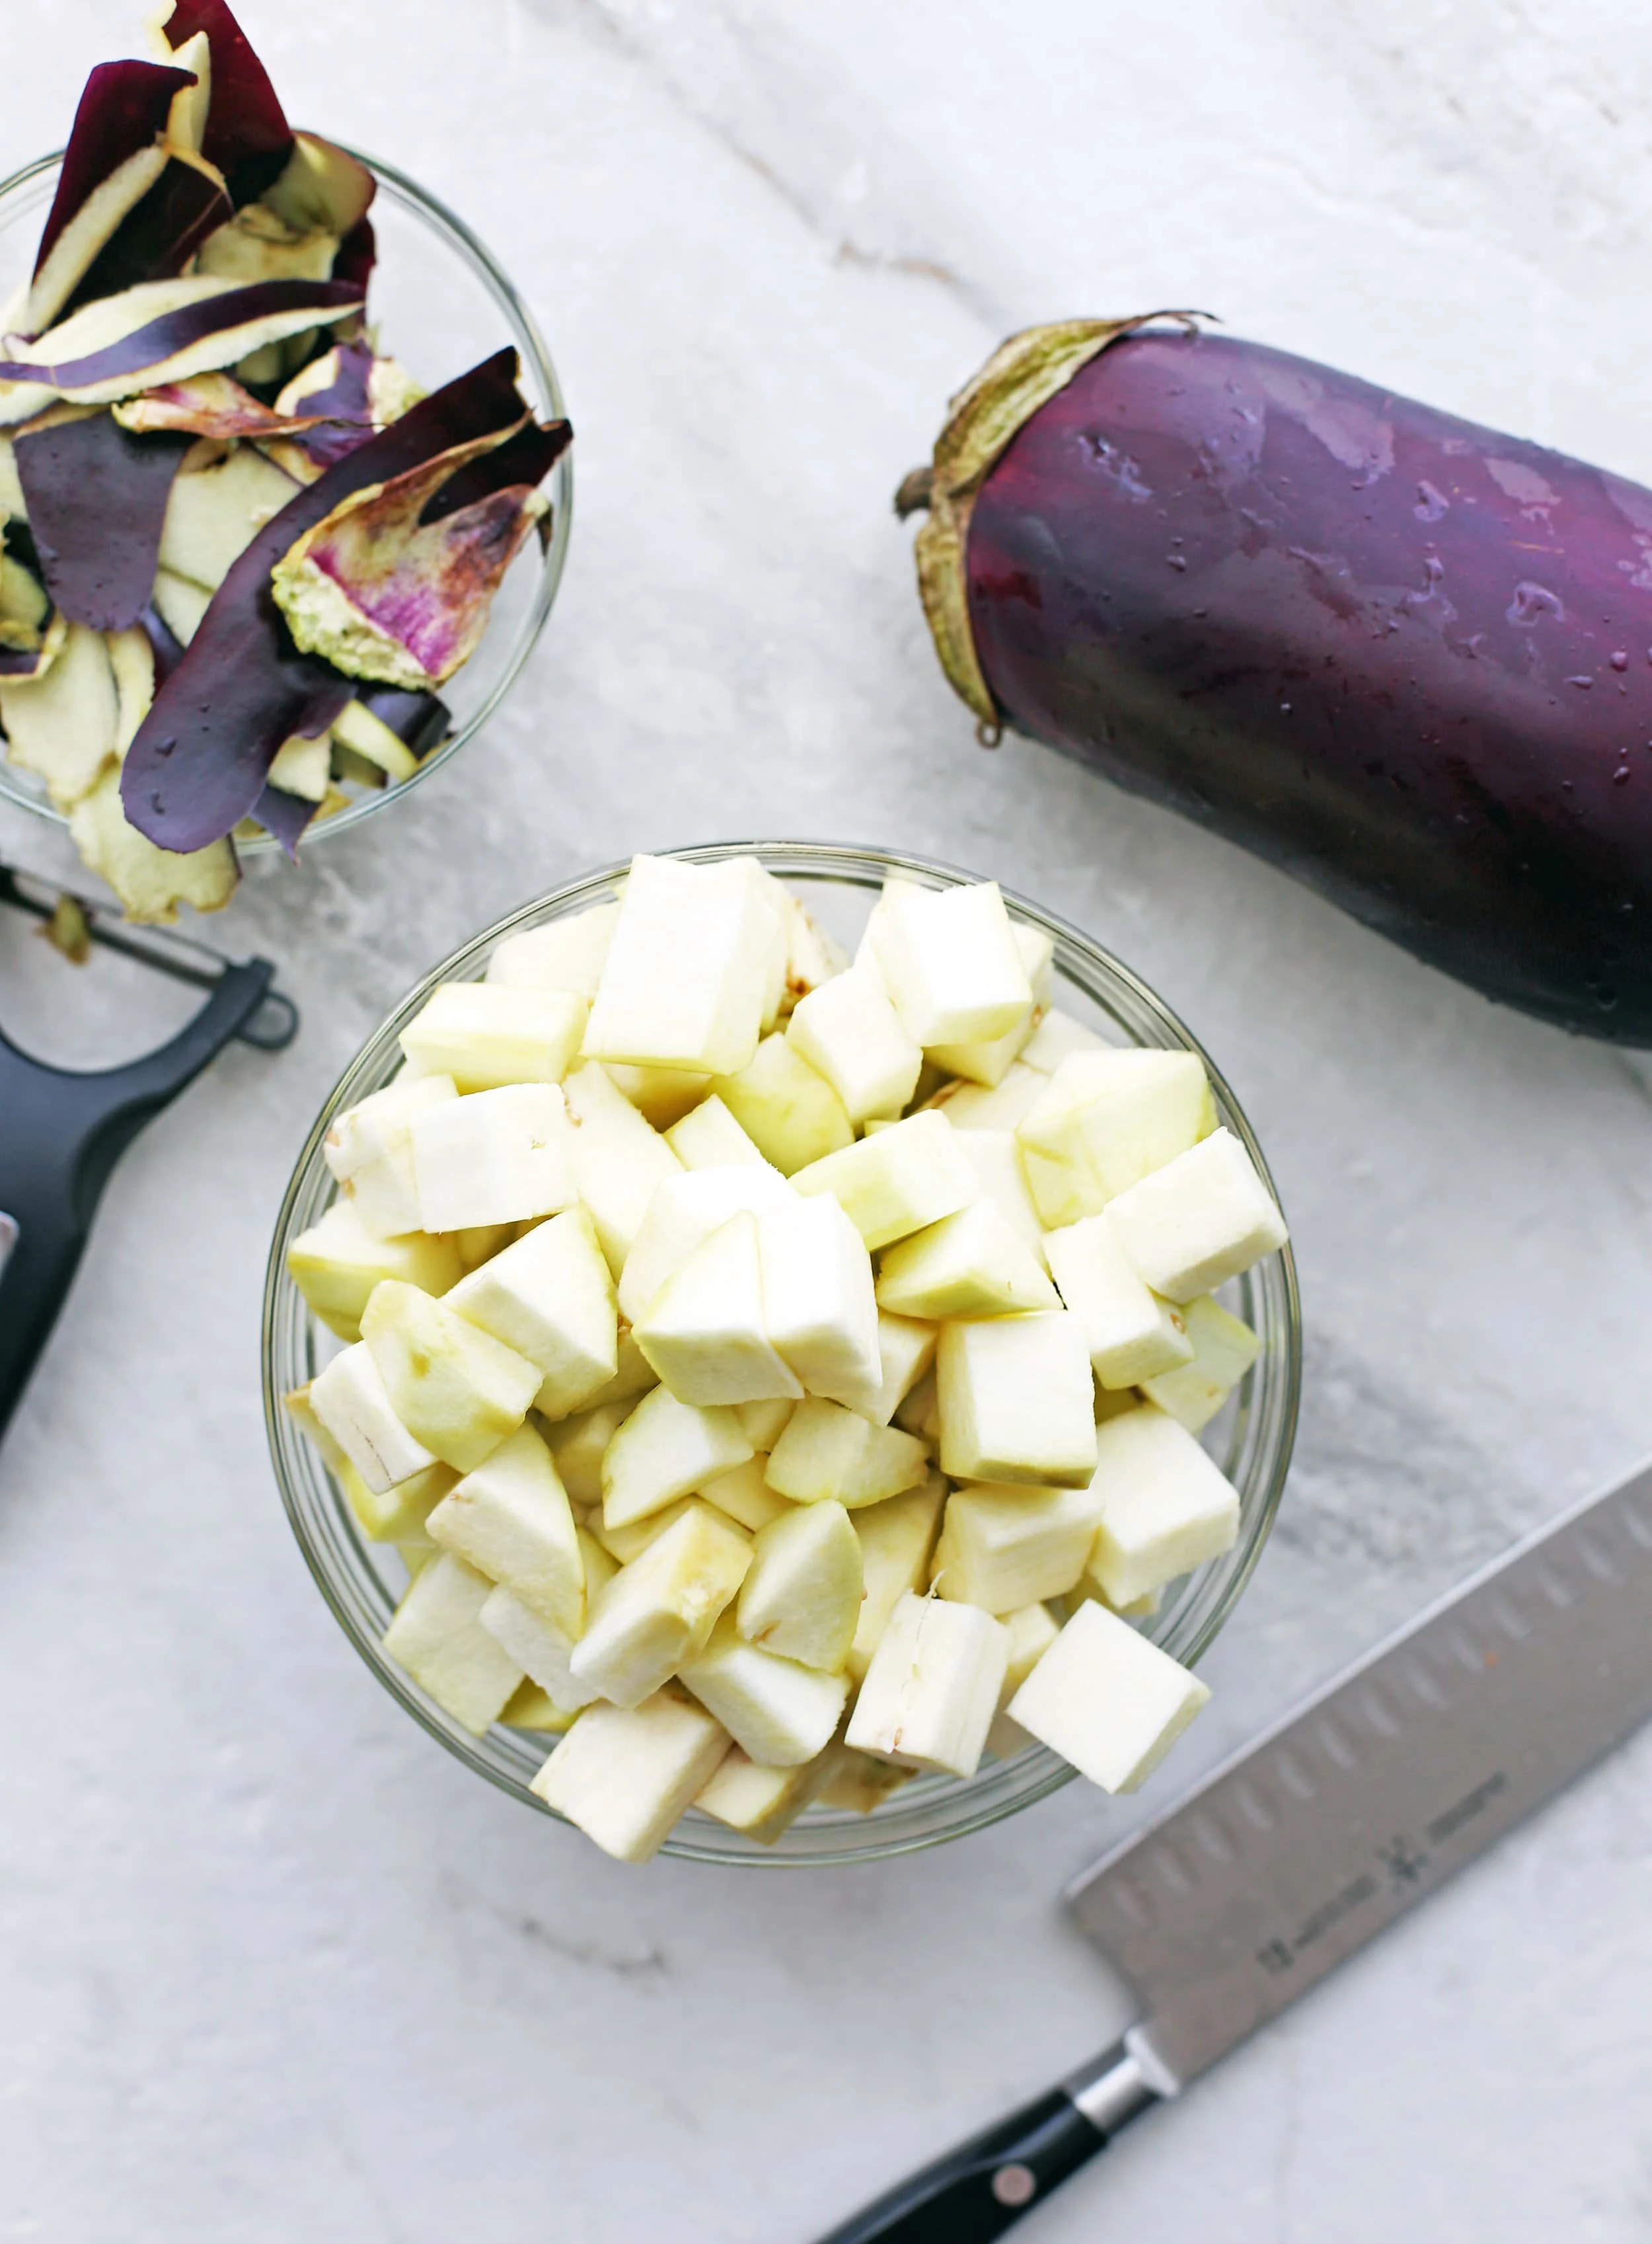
<box><xmin>815</xmin><ymin>1459</ymin><xmax>1652</xmax><ymax>2242</ymax></box>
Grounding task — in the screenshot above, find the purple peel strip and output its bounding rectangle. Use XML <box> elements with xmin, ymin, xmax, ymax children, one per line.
<box><xmin>122</xmin><ymin>346</ymin><xmax>537</xmax><ymax>851</ymax></box>
<box><xmin>0</xmin><ymin>279</ymin><xmax>365</xmax><ymax>391</ymax></box>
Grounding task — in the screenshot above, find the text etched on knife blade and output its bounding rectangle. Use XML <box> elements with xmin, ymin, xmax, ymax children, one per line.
<box><xmin>1254</xmin><ymin>1769</ymin><xmax>1510</xmax><ymax>1976</ymax></box>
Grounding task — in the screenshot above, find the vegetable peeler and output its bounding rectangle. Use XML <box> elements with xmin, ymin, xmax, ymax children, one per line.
<box><xmin>0</xmin><ymin>861</ymin><xmax>297</xmax><ymax>1446</ymax></box>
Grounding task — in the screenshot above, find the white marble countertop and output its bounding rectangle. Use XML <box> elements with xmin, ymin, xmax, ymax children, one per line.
<box><xmin>3</xmin><ymin>2</ymin><xmax>1651</xmax><ymax>2237</ymax></box>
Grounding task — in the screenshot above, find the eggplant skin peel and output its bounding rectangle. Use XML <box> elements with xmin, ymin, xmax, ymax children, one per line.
<box><xmin>905</xmin><ymin>318</ymin><xmax>1652</xmax><ymax>1043</ymax></box>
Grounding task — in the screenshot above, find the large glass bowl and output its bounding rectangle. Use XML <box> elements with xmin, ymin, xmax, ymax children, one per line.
<box><xmin>263</xmin><ymin>844</ymin><xmax>1302</xmax><ymax>1865</ymax></box>
<box><xmin>0</xmin><ymin>146</ymin><xmax>571</xmax><ymax>855</ymax></box>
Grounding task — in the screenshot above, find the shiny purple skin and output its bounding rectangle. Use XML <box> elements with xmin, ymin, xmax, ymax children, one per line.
<box><xmin>14</xmin><ymin>412</ymin><xmax>192</xmax><ymax>630</ymax></box>
<box><xmin>965</xmin><ymin>329</ymin><xmax>1652</xmax><ymax>1040</ymax></box>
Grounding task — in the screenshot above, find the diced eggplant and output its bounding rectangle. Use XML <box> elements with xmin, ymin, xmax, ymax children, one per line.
<box><xmin>0</xmin><ymin>277</ymin><xmax>366</xmax><ymax>414</ymax></box>
<box><xmin>907</xmin><ymin>318</ymin><xmax>1652</xmax><ymax>1043</ymax></box>
<box><xmin>122</xmin><ymin>348</ymin><xmax>551</xmax><ymax>851</ymax></box>
<box><xmin>0</xmin><ymin>619</ymin><xmax>120</xmax><ymax>809</ymax></box>
<box><xmin>269</xmin><ymin>424</ymin><xmax>558</xmax><ymax>689</ymax></box>
<box><xmin>24</xmin><ymin>61</ymin><xmax>192</xmax><ymax>334</ymax></box>
<box><xmin>149</xmin><ymin>0</ymin><xmax>293</xmax><ymax>207</ymax></box>
<box><xmin>13</xmin><ymin>408</ymin><xmax>193</xmax><ymax>630</ymax></box>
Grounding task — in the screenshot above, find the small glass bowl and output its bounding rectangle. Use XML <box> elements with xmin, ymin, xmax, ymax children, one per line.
<box><xmin>0</xmin><ymin>146</ymin><xmax>572</xmax><ymax>856</ymax></box>
<box><xmin>263</xmin><ymin>844</ymin><xmax>1302</xmax><ymax>1865</ymax></box>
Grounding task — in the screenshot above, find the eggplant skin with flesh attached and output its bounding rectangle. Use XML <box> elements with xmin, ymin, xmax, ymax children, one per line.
<box><xmin>905</xmin><ymin>318</ymin><xmax>1652</xmax><ymax>1043</ymax></box>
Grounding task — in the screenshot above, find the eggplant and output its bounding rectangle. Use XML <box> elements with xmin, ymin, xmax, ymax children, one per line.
<box><xmin>60</xmin><ymin>160</ymin><xmax>231</xmax><ymax>322</ymax></box>
<box><xmin>903</xmin><ymin>318</ymin><xmax>1652</xmax><ymax>1043</ymax></box>
<box><xmin>13</xmin><ymin>410</ymin><xmax>192</xmax><ymax>631</ymax></box>
<box><xmin>112</xmin><ymin>370</ymin><xmax>336</xmax><ymax>442</ymax></box>
<box><xmin>151</xmin><ymin>0</ymin><xmax>293</xmax><ymax>207</ymax></box>
<box><xmin>24</xmin><ymin>61</ymin><xmax>196</xmax><ymax>335</ymax></box>
<box><xmin>0</xmin><ymin>277</ymin><xmax>365</xmax><ymax>408</ymax></box>
<box><xmin>122</xmin><ymin>346</ymin><xmax>562</xmax><ymax>852</ymax></box>
<box><xmin>270</xmin><ymin>420</ymin><xmax>567</xmax><ymax>689</ymax></box>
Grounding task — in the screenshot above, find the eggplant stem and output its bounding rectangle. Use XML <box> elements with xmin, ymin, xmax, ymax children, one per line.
<box><xmin>893</xmin><ymin>465</ymin><xmax>934</xmax><ymax>519</ymax></box>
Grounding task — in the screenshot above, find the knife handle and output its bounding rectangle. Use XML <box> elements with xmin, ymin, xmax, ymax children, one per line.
<box><xmin>811</xmin><ymin>2088</ymin><xmax>1104</xmax><ymax>2244</ymax></box>
<box><xmin>812</xmin><ymin>2042</ymin><xmax>1162</xmax><ymax>2244</ymax></box>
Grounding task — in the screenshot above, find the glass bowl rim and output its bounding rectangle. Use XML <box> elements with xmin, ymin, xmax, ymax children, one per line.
<box><xmin>262</xmin><ymin>840</ymin><xmax>1302</xmax><ymax>1865</ymax></box>
<box><xmin>0</xmin><ymin>139</ymin><xmax>573</xmax><ymax>856</ymax></box>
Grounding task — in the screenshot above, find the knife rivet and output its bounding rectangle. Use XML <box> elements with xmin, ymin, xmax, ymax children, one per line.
<box><xmin>992</xmin><ymin>2165</ymin><xmax>1037</xmax><ymax>2207</ymax></box>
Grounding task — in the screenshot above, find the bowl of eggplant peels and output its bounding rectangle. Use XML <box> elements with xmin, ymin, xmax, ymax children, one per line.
<box><xmin>0</xmin><ymin>1</ymin><xmax>572</xmax><ymax>924</ymax></box>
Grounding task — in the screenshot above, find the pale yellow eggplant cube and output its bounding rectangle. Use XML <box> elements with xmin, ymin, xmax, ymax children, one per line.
<box><xmin>679</xmin><ymin>1618</ymin><xmax>849</xmax><ymax>1766</ymax></box>
<box><xmin>791</xmin><ymin>1109</ymin><xmax>978</xmax><ymax>1250</ymax></box>
<box><xmin>287</xmin><ymin>1199</ymin><xmax>461</xmax><ymax>1341</ymax></box>
<box><xmin>844</xmin><ymin>1591</ymin><xmax>1008</xmax><ymax>1778</ymax></box>
<box><xmin>1084</xmin><ymin>1404</ymin><xmax>1241</xmax><ymax>1605</ymax></box>
<box><xmin>757</xmin><ymin>1194</ymin><xmax>882</xmax><ymax>1408</ymax></box>
<box><xmin>936</xmin><ymin>1312</ymin><xmax>1098</xmax><ymax>1487</ymax></box>
<box><xmin>322</xmin><ymin>1072</ymin><xmax>457</xmax><ymax>1240</ymax></box>
<box><xmin>930</xmin><ymin>1481</ymin><xmax>1105</xmax><ymax>1614</ymax></box>
<box><xmin>426</xmin><ymin>1423</ymin><xmax>585</xmax><ymax>1637</ymax></box>
<box><xmin>634</xmin><ymin>1212</ymin><xmax>805</xmax><ymax>1407</ymax></box>
<box><xmin>868</xmin><ymin>881</ymin><xmax>1032</xmax><ymax>1046</ymax></box>
<box><xmin>617</xmin><ymin>1163</ymin><xmax>792</xmax><ymax>1325</ymax></box>
<box><xmin>400</xmin><ymin>981</ymin><xmax>587</xmax><ymax>1092</ymax></box>
<box><xmin>411</xmin><ymin>1083</ymin><xmax>578</xmax><ymax>1234</ymax></box>
<box><xmin>765</xmin><ymin>1399</ymin><xmax>930</xmax><ymax>1510</ymax></box>
<box><xmin>737</xmin><ymin>1498</ymin><xmax>863</xmax><ymax>1672</ymax></box>
<box><xmin>562</xmin><ymin>1060</ymin><xmax>682</xmax><ymax>1277</ymax></box>
<box><xmin>383</xmin><ymin>1552</ymin><xmax>524</xmax><ymax>1736</ymax></box>
<box><xmin>1138</xmin><ymin>1294</ymin><xmax>1260</xmax><ymax>1431</ymax></box>
<box><xmin>665</xmin><ymin>1093</ymin><xmax>770</xmax><ymax>1170</ymax></box>
<box><xmin>361</xmin><ymin>1281</ymin><xmax>541</xmax><ymax>1474</ymax></box>
<box><xmin>445</xmin><ymin>1206</ymin><xmax>619</xmax><ymax>1421</ymax></box>
<box><xmin>1105</xmin><ymin>1128</ymin><xmax>1288</xmax><ymax>1303</ymax></box>
<box><xmin>712</xmin><ymin>1033</ymin><xmax>854</xmax><ymax>1176</ymax></box>
<box><xmin>1045</xmin><ymin>1211</ymin><xmax>1194</xmax><ymax>1387</ymax></box>
<box><xmin>531</xmin><ymin>1690</ymin><xmax>732</xmax><ymax>1863</ymax></box>
<box><xmin>848</xmin><ymin>1474</ymin><xmax>947</xmax><ymax>1682</ymax></box>
<box><xmin>582</xmin><ymin>854</ymin><xmax>781</xmax><ymax>1076</ymax></box>
<box><xmin>599</xmin><ymin>1382</ymin><xmax>755</xmax><ymax>1530</ymax></box>
<box><xmin>569</xmin><ymin>1501</ymin><xmax>753</xmax><ymax>1707</ymax></box>
<box><xmin>785</xmin><ymin>966</ymin><xmax>922</xmax><ymax>1123</ymax></box>
<box><xmin>876</xmin><ymin>1199</ymin><xmax>1060</xmax><ymax>1322</ymax></box>
<box><xmin>486</xmin><ymin>901</ymin><xmax>618</xmax><ymax>998</ymax></box>
<box><xmin>1008</xmin><ymin>1600</ymin><xmax>1209</xmax><ymax>1793</ymax></box>
<box><xmin>1015</xmin><ymin>1049</ymin><xmax>1215</xmax><ymax>1228</ymax></box>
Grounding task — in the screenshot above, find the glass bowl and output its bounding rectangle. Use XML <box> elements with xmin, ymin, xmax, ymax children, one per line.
<box><xmin>263</xmin><ymin>844</ymin><xmax>1302</xmax><ymax>1865</ymax></box>
<box><xmin>0</xmin><ymin>145</ymin><xmax>572</xmax><ymax>856</ymax></box>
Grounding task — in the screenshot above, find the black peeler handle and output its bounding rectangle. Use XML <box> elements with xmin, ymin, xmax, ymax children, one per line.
<box><xmin>0</xmin><ymin>958</ymin><xmax>277</xmax><ymax>1445</ymax></box>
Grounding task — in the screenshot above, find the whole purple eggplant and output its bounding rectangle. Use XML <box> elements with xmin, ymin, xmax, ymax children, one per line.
<box><xmin>902</xmin><ymin>318</ymin><xmax>1652</xmax><ymax>1041</ymax></box>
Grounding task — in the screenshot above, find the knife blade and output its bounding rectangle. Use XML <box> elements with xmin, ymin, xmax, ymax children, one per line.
<box><xmin>813</xmin><ymin>1460</ymin><xmax>1652</xmax><ymax>2243</ymax></box>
